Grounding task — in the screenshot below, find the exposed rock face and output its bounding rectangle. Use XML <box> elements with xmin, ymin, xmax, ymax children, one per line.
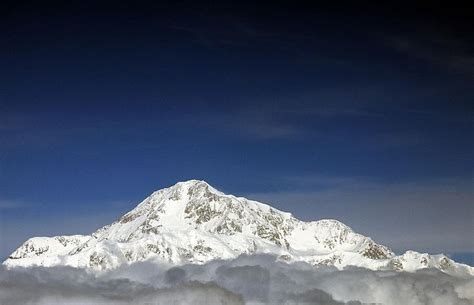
<box><xmin>3</xmin><ymin>180</ymin><xmax>474</xmax><ymax>277</ymax></box>
<box><xmin>361</xmin><ymin>242</ymin><xmax>391</xmax><ymax>259</ymax></box>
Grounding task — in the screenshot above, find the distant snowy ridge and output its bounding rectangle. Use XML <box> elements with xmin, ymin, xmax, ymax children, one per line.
<box><xmin>4</xmin><ymin>180</ymin><xmax>473</xmax><ymax>277</ymax></box>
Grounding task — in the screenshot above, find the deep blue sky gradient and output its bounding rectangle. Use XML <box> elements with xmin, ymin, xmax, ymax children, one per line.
<box><xmin>1</xmin><ymin>2</ymin><xmax>473</xmax><ymax>263</ymax></box>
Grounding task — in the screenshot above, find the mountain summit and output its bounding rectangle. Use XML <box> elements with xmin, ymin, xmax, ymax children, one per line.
<box><xmin>4</xmin><ymin>180</ymin><xmax>473</xmax><ymax>276</ymax></box>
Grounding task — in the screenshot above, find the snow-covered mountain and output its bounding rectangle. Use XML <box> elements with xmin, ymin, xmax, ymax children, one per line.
<box><xmin>4</xmin><ymin>180</ymin><xmax>473</xmax><ymax>277</ymax></box>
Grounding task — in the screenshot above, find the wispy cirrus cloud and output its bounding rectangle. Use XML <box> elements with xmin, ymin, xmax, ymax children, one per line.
<box><xmin>387</xmin><ymin>28</ymin><xmax>474</xmax><ymax>74</ymax></box>
<box><xmin>0</xmin><ymin>199</ymin><xmax>29</xmax><ymax>210</ymax></box>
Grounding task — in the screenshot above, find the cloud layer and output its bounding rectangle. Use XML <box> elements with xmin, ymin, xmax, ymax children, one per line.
<box><xmin>1</xmin><ymin>255</ymin><xmax>473</xmax><ymax>305</ymax></box>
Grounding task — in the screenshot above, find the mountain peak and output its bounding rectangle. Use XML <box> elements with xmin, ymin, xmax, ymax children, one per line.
<box><xmin>174</xmin><ymin>179</ymin><xmax>211</xmax><ymax>188</ymax></box>
<box><xmin>4</xmin><ymin>181</ymin><xmax>474</xmax><ymax>278</ymax></box>
<box><xmin>149</xmin><ymin>179</ymin><xmax>222</xmax><ymax>201</ymax></box>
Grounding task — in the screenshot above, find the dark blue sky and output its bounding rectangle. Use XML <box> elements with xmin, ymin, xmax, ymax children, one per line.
<box><xmin>0</xmin><ymin>2</ymin><xmax>473</xmax><ymax>263</ymax></box>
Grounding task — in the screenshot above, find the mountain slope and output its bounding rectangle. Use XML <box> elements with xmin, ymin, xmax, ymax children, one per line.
<box><xmin>4</xmin><ymin>180</ymin><xmax>473</xmax><ymax>277</ymax></box>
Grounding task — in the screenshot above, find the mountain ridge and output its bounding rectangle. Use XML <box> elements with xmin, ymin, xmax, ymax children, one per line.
<box><xmin>4</xmin><ymin>180</ymin><xmax>473</xmax><ymax>277</ymax></box>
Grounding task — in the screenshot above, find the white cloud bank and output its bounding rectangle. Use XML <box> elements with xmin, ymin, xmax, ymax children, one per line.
<box><xmin>1</xmin><ymin>255</ymin><xmax>473</xmax><ymax>305</ymax></box>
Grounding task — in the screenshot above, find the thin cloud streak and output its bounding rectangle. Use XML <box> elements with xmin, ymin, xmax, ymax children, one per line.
<box><xmin>387</xmin><ymin>28</ymin><xmax>474</xmax><ymax>74</ymax></box>
<box><xmin>0</xmin><ymin>199</ymin><xmax>29</xmax><ymax>210</ymax></box>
